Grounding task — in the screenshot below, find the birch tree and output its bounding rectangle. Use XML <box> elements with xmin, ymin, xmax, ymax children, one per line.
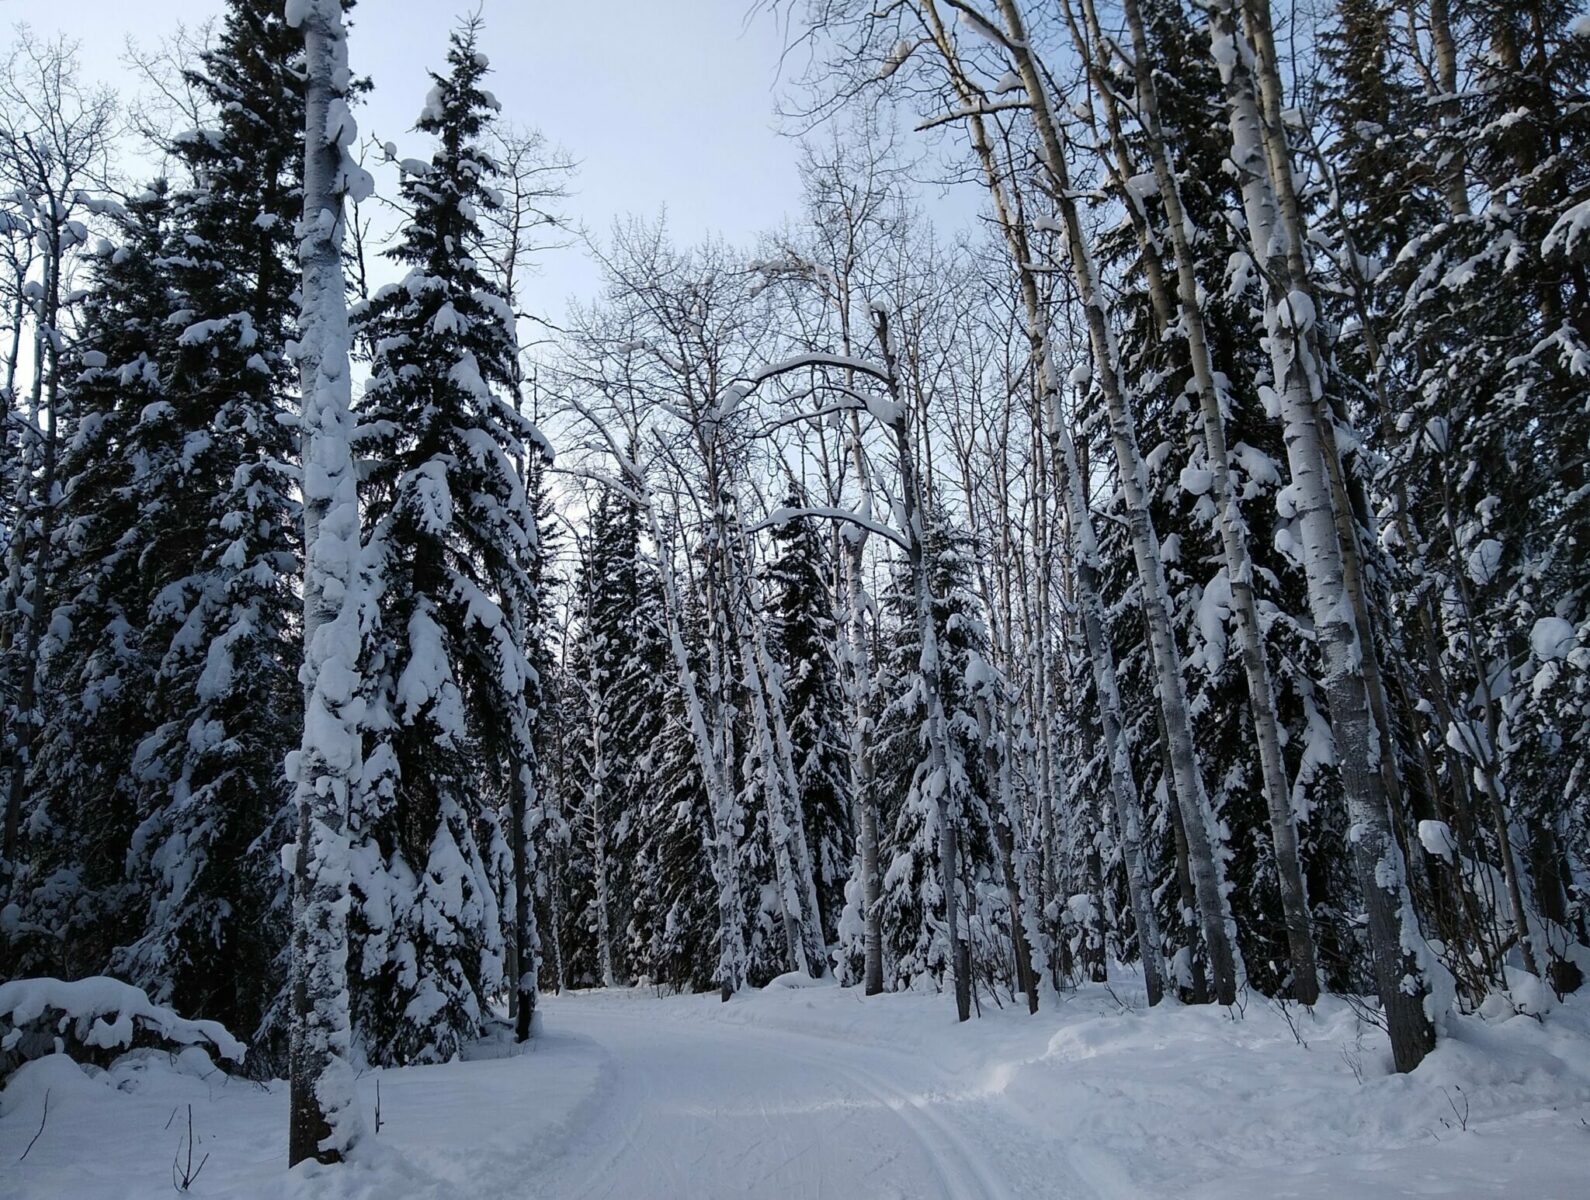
<box><xmin>1207</xmin><ymin>0</ymin><xmax>1435</xmax><ymax>1068</ymax></box>
<box><xmin>0</xmin><ymin>31</ymin><xmax>114</xmax><ymax>899</ymax></box>
<box><xmin>286</xmin><ymin>0</ymin><xmax>372</xmax><ymax>1166</ymax></box>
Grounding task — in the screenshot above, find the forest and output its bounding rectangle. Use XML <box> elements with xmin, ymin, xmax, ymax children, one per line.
<box><xmin>1</xmin><ymin>0</ymin><xmax>1589</xmax><ymax>1192</ymax></box>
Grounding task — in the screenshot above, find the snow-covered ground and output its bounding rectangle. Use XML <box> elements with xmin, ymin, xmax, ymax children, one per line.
<box><xmin>4</xmin><ymin>975</ymin><xmax>1589</xmax><ymax>1198</ymax></box>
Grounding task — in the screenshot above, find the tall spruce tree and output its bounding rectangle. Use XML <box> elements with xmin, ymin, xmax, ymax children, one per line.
<box><xmin>22</xmin><ymin>187</ymin><xmax>176</xmax><ymax>984</ymax></box>
<box><xmin>18</xmin><ymin>0</ymin><xmax>308</xmax><ymax>1067</ymax></box>
<box><xmin>351</xmin><ymin>19</ymin><xmax>548</xmax><ymax>1063</ymax></box>
<box><xmin>1379</xmin><ymin>0</ymin><xmax>1590</xmax><ymax>994</ymax></box>
<box><xmin>874</xmin><ymin>507</ymin><xmax>995</xmax><ymax>990</ymax></box>
<box><xmin>765</xmin><ymin>492</ymin><xmax>851</xmax><ymax>941</ymax></box>
<box><xmin>565</xmin><ymin>488</ymin><xmax>641</xmax><ymax>987</ymax></box>
<box><xmin>123</xmin><ymin>0</ymin><xmax>306</xmax><ymax>1062</ymax></box>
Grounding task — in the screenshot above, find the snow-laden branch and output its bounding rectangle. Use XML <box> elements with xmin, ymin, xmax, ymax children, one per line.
<box><xmin>749</xmin><ymin>351</ymin><xmax>891</xmax><ymax>386</ymax></box>
<box><xmin>755</xmin><ymin>505</ymin><xmax>911</xmax><ymax>552</ymax></box>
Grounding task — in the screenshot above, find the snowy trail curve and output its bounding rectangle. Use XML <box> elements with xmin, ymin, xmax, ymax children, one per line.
<box><xmin>6</xmin><ymin>982</ymin><xmax>1590</xmax><ymax>1199</ymax></box>
<box><xmin>537</xmin><ymin>993</ymin><xmax>1077</xmax><ymax>1200</ymax></box>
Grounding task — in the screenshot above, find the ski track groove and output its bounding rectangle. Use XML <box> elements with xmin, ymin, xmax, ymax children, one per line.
<box><xmin>538</xmin><ymin>999</ymin><xmax>1098</xmax><ymax>1200</ymax></box>
<box><xmin>716</xmin><ymin>1015</ymin><xmax>1109</xmax><ymax>1200</ymax></box>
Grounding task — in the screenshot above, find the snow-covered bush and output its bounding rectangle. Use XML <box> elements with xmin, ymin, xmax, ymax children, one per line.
<box><xmin>0</xmin><ymin>977</ymin><xmax>244</xmax><ymax>1080</ymax></box>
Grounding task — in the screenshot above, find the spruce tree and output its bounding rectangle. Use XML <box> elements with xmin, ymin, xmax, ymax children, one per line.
<box><xmin>351</xmin><ymin>19</ymin><xmax>547</xmax><ymax>1063</ymax></box>
<box><xmin>124</xmin><ymin>0</ymin><xmax>306</xmax><ymax>1062</ymax></box>
<box><xmin>21</xmin><ymin>0</ymin><xmax>308</xmax><ymax>1065</ymax></box>
<box><xmin>765</xmin><ymin>492</ymin><xmax>851</xmax><ymax>941</ymax></box>
<box><xmin>22</xmin><ymin>187</ymin><xmax>176</xmax><ymax>984</ymax></box>
<box><xmin>874</xmin><ymin>507</ymin><xmax>994</xmax><ymax>990</ymax></box>
<box><xmin>1380</xmin><ymin>0</ymin><xmax>1590</xmax><ymax>994</ymax></box>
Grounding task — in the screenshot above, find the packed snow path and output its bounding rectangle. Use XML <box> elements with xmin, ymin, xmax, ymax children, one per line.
<box><xmin>5</xmin><ymin>978</ymin><xmax>1590</xmax><ymax>1198</ymax></box>
<box><xmin>544</xmin><ymin>993</ymin><xmax>1037</xmax><ymax>1199</ymax></box>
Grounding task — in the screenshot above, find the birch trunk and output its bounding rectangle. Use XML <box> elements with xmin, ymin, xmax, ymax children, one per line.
<box><xmin>985</xmin><ymin>0</ymin><xmax>1240</xmax><ymax>1004</ymax></box>
<box><xmin>1214</xmin><ymin>0</ymin><xmax>1434</xmax><ymax>1068</ymax></box>
<box><xmin>637</xmin><ymin>487</ymin><xmax>748</xmax><ymax>998</ymax></box>
<box><xmin>1095</xmin><ymin>0</ymin><xmax>1321</xmax><ymax>1003</ymax></box>
<box><xmin>837</xmin><ymin>300</ymin><xmax>884</xmax><ymax>992</ymax></box>
<box><xmin>1048</xmin><ymin>399</ymin><xmax>1167</xmax><ymax>1007</ymax></box>
<box><xmin>733</xmin><ymin>516</ymin><xmax>829</xmax><ymax>975</ymax></box>
<box><xmin>841</xmin><ymin>500</ymin><xmax>886</xmax><ymax>994</ymax></box>
<box><xmin>738</xmin><ymin>626</ymin><xmax>819</xmax><ymax>975</ymax></box>
<box><xmin>288</xmin><ymin>0</ymin><xmax>367</xmax><ymax>1166</ymax></box>
<box><xmin>1426</xmin><ymin>0</ymin><xmax>1471</xmax><ymax>217</ymax></box>
<box><xmin>912</xmin><ymin>3</ymin><xmax>1167</xmax><ymax>999</ymax></box>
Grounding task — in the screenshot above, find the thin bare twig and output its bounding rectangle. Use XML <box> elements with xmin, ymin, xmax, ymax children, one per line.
<box><xmin>18</xmin><ymin>1087</ymin><xmax>49</xmax><ymax>1162</ymax></box>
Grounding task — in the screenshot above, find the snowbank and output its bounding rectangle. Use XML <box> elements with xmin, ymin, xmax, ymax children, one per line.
<box><xmin>0</xmin><ymin>1016</ymin><xmax>606</xmax><ymax>1199</ymax></box>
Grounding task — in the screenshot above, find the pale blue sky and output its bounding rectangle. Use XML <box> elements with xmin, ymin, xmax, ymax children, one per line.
<box><xmin>38</xmin><ymin>0</ymin><xmax>821</xmax><ymax>322</ymax></box>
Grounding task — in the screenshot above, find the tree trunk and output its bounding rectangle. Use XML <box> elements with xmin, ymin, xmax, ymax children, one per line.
<box><xmin>842</xmin><ymin>522</ymin><xmax>886</xmax><ymax>994</ymax></box>
<box><xmin>976</xmin><ymin>687</ymin><xmax>1039</xmax><ymax>1011</ymax></box>
<box><xmin>987</xmin><ymin>0</ymin><xmax>1240</xmax><ymax>1005</ymax></box>
<box><xmin>739</xmin><ymin>628</ymin><xmax>819</xmax><ymax>976</ymax></box>
<box><xmin>510</xmin><ymin>764</ymin><xmax>539</xmax><ymax>1037</ymax></box>
<box><xmin>288</xmin><ymin>0</ymin><xmax>368</xmax><ymax>1167</ymax></box>
<box><xmin>735</xmin><ymin>532</ymin><xmax>829</xmax><ymax>977</ymax></box>
<box><xmin>1103</xmin><ymin>0</ymin><xmax>1320</xmax><ymax>1004</ymax></box>
<box><xmin>1048</xmin><ymin>407</ymin><xmax>1166</xmax><ymax>1007</ymax></box>
<box><xmin>636</xmin><ymin>488</ymin><xmax>747</xmax><ymax>998</ymax></box>
<box><xmin>1216</xmin><ymin>0</ymin><xmax>1434</xmax><ymax>1069</ymax></box>
<box><xmin>908</xmin><ymin>10</ymin><xmax>1169</xmax><ymax>1003</ymax></box>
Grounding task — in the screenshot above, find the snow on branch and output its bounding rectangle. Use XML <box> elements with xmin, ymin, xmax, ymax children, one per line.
<box><xmin>915</xmin><ymin>98</ymin><xmax>1034</xmax><ymax>132</ymax></box>
<box><xmin>749</xmin><ymin>351</ymin><xmax>891</xmax><ymax>386</ymax></box>
<box><xmin>756</xmin><ymin>505</ymin><xmax>910</xmax><ymax>551</ymax></box>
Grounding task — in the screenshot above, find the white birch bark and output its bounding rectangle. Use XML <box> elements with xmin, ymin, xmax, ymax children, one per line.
<box><xmin>286</xmin><ymin>0</ymin><xmax>370</xmax><ymax>1167</ymax></box>
<box><xmin>636</xmin><ymin>480</ymin><xmax>749</xmax><ymax>999</ymax></box>
<box><xmin>1212</xmin><ymin>0</ymin><xmax>1434</xmax><ymax>1067</ymax></box>
<box><xmin>967</xmin><ymin>0</ymin><xmax>1242</xmax><ymax>1003</ymax></box>
<box><xmin>1088</xmin><ymin>0</ymin><xmax>1321</xmax><ymax>1003</ymax></box>
<box><xmin>1046</xmin><ymin>386</ymin><xmax>1167</xmax><ymax>1007</ymax></box>
<box><xmin>740</xmin><ymin>570</ymin><xmax>829</xmax><ymax>975</ymax></box>
<box><xmin>839</xmin><ymin>487</ymin><xmax>886</xmax><ymax>993</ymax></box>
<box><xmin>738</xmin><ymin>625</ymin><xmax>817</xmax><ymax>975</ymax></box>
<box><xmin>909</xmin><ymin>4</ymin><xmax>1168</xmax><ymax>998</ymax></box>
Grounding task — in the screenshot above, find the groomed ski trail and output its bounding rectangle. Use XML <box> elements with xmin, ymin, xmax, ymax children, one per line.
<box><xmin>538</xmin><ymin>990</ymin><xmax>1097</xmax><ymax>1200</ymax></box>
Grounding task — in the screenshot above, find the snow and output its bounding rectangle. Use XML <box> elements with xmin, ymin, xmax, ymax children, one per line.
<box><xmin>0</xmin><ymin>977</ymin><xmax>244</xmax><ymax>1064</ymax></box>
<box><xmin>1418</xmin><ymin>819</ymin><xmax>1460</xmax><ymax>863</ymax></box>
<box><xmin>1543</xmin><ymin>197</ymin><xmax>1590</xmax><ymax>259</ymax></box>
<box><xmin>6</xmin><ymin>980</ymin><xmax>1590</xmax><ymax>1198</ymax></box>
<box><xmin>879</xmin><ymin>39</ymin><xmax>917</xmax><ymax>80</ymax></box>
<box><xmin>1466</xmin><ymin>538</ymin><xmax>1504</xmax><ymax>586</ymax></box>
<box><xmin>1530</xmin><ymin>615</ymin><xmax>1577</xmax><ymax>661</ymax></box>
<box><xmin>1274</xmin><ymin>288</ymin><xmax>1317</xmax><ymax>333</ymax></box>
